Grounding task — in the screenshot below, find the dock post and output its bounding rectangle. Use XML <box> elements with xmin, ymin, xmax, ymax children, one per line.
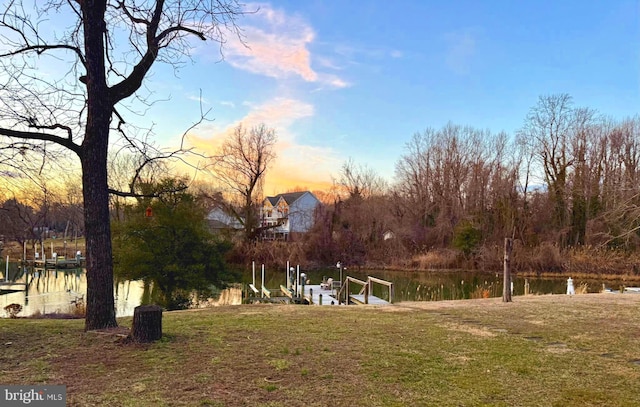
<box><xmin>309</xmin><ymin>288</ymin><xmax>313</xmax><ymax>304</ymax></box>
<box><xmin>365</xmin><ymin>283</ymin><xmax>369</xmax><ymax>304</ymax></box>
<box><xmin>261</xmin><ymin>264</ymin><xmax>265</xmax><ymax>298</ymax></box>
<box><xmin>319</xmin><ymin>294</ymin><xmax>323</xmax><ymax>305</ymax></box>
<box><xmin>286</xmin><ymin>261</ymin><xmax>290</xmax><ymax>289</ymax></box>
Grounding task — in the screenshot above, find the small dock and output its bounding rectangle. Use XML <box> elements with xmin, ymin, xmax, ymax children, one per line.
<box><xmin>0</xmin><ymin>281</ymin><xmax>27</xmax><ymax>292</ymax></box>
<box><xmin>246</xmin><ymin>276</ymin><xmax>393</xmax><ymax>306</ymax></box>
<box><xmin>302</xmin><ymin>284</ymin><xmax>340</xmax><ymax>305</ymax></box>
<box><xmin>337</xmin><ymin>276</ymin><xmax>393</xmax><ymax>306</ymax></box>
<box><xmin>27</xmin><ymin>257</ymin><xmax>85</xmax><ymax>269</ymax></box>
<box><xmin>348</xmin><ymin>293</ymin><xmax>390</xmax><ymax>305</ymax></box>
<box><xmin>243</xmin><ymin>262</ymin><xmax>393</xmax><ymax>306</ymax></box>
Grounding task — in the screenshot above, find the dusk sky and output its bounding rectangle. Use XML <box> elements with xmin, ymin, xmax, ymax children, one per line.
<box><xmin>140</xmin><ymin>1</ymin><xmax>640</xmax><ymax>194</ymax></box>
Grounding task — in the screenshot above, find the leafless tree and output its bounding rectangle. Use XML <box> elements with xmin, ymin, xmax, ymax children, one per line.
<box><xmin>0</xmin><ymin>1</ymin><xmax>248</xmax><ymax>330</ymax></box>
<box><xmin>336</xmin><ymin>158</ymin><xmax>388</xmax><ymax>200</ymax></box>
<box><xmin>519</xmin><ymin>94</ymin><xmax>574</xmax><ymax>234</ymax></box>
<box><xmin>208</xmin><ymin>123</ymin><xmax>277</xmax><ymax>241</ymax></box>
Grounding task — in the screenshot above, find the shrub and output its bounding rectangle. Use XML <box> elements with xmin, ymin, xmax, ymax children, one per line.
<box><xmin>4</xmin><ymin>303</ymin><xmax>23</xmax><ymax>318</ymax></box>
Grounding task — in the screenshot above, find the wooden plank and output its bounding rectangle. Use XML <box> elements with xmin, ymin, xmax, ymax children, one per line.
<box><xmin>367</xmin><ymin>276</ymin><xmax>393</xmax><ymax>287</ymax></box>
<box><xmin>280</xmin><ymin>285</ymin><xmax>293</xmax><ymax>298</ymax></box>
<box><xmin>349</xmin><ymin>294</ymin><xmax>389</xmax><ymax>306</ymax></box>
<box><xmin>262</xmin><ymin>286</ymin><xmax>271</xmax><ymax>298</ymax></box>
<box><xmin>303</xmin><ymin>284</ymin><xmax>339</xmax><ymax>306</ymax></box>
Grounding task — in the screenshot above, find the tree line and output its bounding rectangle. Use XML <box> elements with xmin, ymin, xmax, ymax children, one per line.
<box><xmin>310</xmin><ymin>94</ymin><xmax>640</xmax><ymax>273</ymax></box>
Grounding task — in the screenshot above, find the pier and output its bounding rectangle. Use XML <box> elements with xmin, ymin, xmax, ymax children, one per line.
<box><xmin>244</xmin><ymin>262</ymin><xmax>393</xmax><ymax>306</ymax></box>
<box><xmin>0</xmin><ymin>281</ymin><xmax>27</xmax><ymax>293</ymax></box>
<box><xmin>26</xmin><ymin>256</ymin><xmax>85</xmax><ymax>269</ymax></box>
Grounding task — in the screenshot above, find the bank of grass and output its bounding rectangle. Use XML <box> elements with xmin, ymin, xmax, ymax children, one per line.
<box><xmin>1</xmin><ymin>294</ymin><xmax>640</xmax><ymax>406</ymax></box>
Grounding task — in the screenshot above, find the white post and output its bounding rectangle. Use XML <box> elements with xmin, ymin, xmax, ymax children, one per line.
<box><xmin>51</xmin><ymin>241</ymin><xmax>54</xmax><ymax>258</ymax></box>
<box><xmin>5</xmin><ymin>255</ymin><xmax>9</xmax><ymax>281</ymax></box>
<box><xmin>297</xmin><ymin>265</ymin><xmax>300</xmax><ymax>297</ymax></box>
<box><xmin>286</xmin><ymin>261</ymin><xmax>290</xmax><ymax>289</ymax></box>
<box><xmin>23</xmin><ymin>241</ymin><xmax>26</xmax><ymax>265</ymax></box>
<box><xmin>261</xmin><ymin>264</ymin><xmax>265</xmax><ymax>298</ymax></box>
<box><xmin>252</xmin><ymin>261</ymin><xmax>256</xmax><ymax>287</ymax></box>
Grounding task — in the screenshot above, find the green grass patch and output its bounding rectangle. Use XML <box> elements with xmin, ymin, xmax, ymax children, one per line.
<box><xmin>1</xmin><ymin>295</ymin><xmax>640</xmax><ymax>406</ymax></box>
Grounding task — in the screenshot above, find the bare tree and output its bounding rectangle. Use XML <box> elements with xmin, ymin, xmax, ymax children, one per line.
<box><xmin>0</xmin><ymin>1</ymin><xmax>247</xmax><ymax>330</ymax></box>
<box><xmin>208</xmin><ymin>123</ymin><xmax>277</xmax><ymax>241</ymax></box>
<box><xmin>335</xmin><ymin>158</ymin><xmax>387</xmax><ymax>200</ymax></box>
<box><xmin>519</xmin><ymin>94</ymin><xmax>574</xmax><ymax>235</ymax></box>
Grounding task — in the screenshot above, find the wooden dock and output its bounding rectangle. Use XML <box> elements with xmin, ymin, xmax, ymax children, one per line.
<box><xmin>0</xmin><ymin>281</ymin><xmax>27</xmax><ymax>292</ymax></box>
<box><xmin>302</xmin><ymin>284</ymin><xmax>340</xmax><ymax>305</ymax></box>
<box><xmin>27</xmin><ymin>257</ymin><xmax>85</xmax><ymax>269</ymax></box>
<box><xmin>348</xmin><ymin>294</ymin><xmax>390</xmax><ymax>305</ymax></box>
<box><xmin>245</xmin><ymin>273</ymin><xmax>393</xmax><ymax>306</ymax></box>
<box><xmin>336</xmin><ymin>276</ymin><xmax>393</xmax><ymax>306</ymax></box>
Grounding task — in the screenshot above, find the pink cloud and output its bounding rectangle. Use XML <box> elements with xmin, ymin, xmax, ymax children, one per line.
<box><xmin>224</xmin><ymin>4</ymin><xmax>318</xmax><ymax>82</ymax></box>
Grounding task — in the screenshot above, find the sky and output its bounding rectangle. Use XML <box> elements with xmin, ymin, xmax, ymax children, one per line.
<box><xmin>139</xmin><ymin>0</ymin><xmax>640</xmax><ymax>195</ymax></box>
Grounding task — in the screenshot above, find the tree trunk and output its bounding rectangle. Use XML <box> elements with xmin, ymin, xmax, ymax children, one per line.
<box><xmin>503</xmin><ymin>238</ymin><xmax>513</xmax><ymax>303</ymax></box>
<box><xmin>82</xmin><ymin>145</ymin><xmax>117</xmax><ymax>330</ymax></box>
<box><xmin>131</xmin><ymin>305</ymin><xmax>163</xmax><ymax>342</ymax></box>
<box><xmin>82</xmin><ymin>0</ymin><xmax>117</xmax><ymax>331</ymax></box>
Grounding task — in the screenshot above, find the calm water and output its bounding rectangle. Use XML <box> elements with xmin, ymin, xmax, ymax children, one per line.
<box><xmin>0</xmin><ymin>262</ymin><xmax>627</xmax><ymax>318</ymax></box>
<box><xmin>240</xmin><ymin>265</ymin><xmax>621</xmax><ymax>302</ymax></box>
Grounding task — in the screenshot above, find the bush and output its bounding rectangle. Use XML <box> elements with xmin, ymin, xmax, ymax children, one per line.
<box><xmin>4</xmin><ymin>303</ymin><xmax>22</xmax><ymax>318</ymax></box>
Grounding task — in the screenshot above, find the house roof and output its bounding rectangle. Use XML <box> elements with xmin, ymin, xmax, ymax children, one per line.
<box><xmin>264</xmin><ymin>191</ymin><xmax>308</xmax><ymax>206</ymax></box>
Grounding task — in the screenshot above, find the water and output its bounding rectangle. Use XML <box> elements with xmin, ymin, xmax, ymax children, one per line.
<box><xmin>244</xmin><ymin>266</ymin><xmax>623</xmax><ymax>303</ymax></box>
<box><xmin>0</xmin><ymin>265</ymin><xmax>242</xmax><ymax>318</ymax></box>
<box><xmin>0</xmin><ymin>262</ymin><xmax>627</xmax><ymax>318</ymax></box>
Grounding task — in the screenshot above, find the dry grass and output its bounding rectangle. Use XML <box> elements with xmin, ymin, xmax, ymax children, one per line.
<box><xmin>409</xmin><ymin>249</ymin><xmax>461</xmax><ymax>270</ymax></box>
<box><xmin>2</xmin><ymin>294</ymin><xmax>640</xmax><ymax>406</ymax></box>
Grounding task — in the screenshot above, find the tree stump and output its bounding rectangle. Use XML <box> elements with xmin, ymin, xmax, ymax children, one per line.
<box><xmin>131</xmin><ymin>305</ymin><xmax>163</xmax><ymax>342</ymax></box>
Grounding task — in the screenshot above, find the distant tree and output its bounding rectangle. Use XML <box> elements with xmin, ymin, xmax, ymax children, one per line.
<box><xmin>208</xmin><ymin>123</ymin><xmax>277</xmax><ymax>241</ymax></box>
<box><xmin>335</xmin><ymin>158</ymin><xmax>387</xmax><ymax>200</ymax></box>
<box><xmin>0</xmin><ymin>1</ymin><xmax>247</xmax><ymax>330</ymax></box>
<box><xmin>112</xmin><ymin>178</ymin><xmax>234</xmax><ymax>310</ymax></box>
<box><xmin>519</xmin><ymin>94</ymin><xmax>575</xmax><ymax>235</ymax></box>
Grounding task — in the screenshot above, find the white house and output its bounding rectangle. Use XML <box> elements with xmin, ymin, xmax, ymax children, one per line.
<box><xmin>261</xmin><ymin>191</ymin><xmax>320</xmax><ymax>240</ymax></box>
<box><xmin>207</xmin><ymin>207</ymin><xmax>243</xmax><ymax>231</ymax></box>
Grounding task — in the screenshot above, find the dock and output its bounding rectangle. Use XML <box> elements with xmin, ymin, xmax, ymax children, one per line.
<box><xmin>244</xmin><ymin>262</ymin><xmax>393</xmax><ymax>306</ymax></box>
<box><xmin>348</xmin><ymin>293</ymin><xmax>390</xmax><ymax>305</ymax></box>
<box><xmin>246</xmin><ymin>276</ymin><xmax>393</xmax><ymax>306</ymax></box>
<box><xmin>333</xmin><ymin>276</ymin><xmax>394</xmax><ymax>306</ymax></box>
<box><xmin>26</xmin><ymin>257</ymin><xmax>85</xmax><ymax>269</ymax></box>
<box><xmin>0</xmin><ymin>281</ymin><xmax>27</xmax><ymax>292</ymax></box>
<box><xmin>302</xmin><ymin>284</ymin><xmax>340</xmax><ymax>305</ymax></box>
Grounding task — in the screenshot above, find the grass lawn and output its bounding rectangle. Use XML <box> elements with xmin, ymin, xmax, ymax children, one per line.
<box><xmin>1</xmin><ymin>294</ymin><xmax>639</xmax><ymax>406</ymax></box>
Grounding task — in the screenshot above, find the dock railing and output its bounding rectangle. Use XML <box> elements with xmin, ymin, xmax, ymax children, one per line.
<box><xmin>367</xmin><ymin>276</ymin><xmax>394</xmax><ymax>304</ymax></box>
<box><xmin>337</xmin><ymin>276</ymin><xmax>368</xmax><ymax>304</ymax></box>
<box><xmin>336</xmin><ymin>276</ymin><xmax>393</xmax><ymax>305</ymax></box>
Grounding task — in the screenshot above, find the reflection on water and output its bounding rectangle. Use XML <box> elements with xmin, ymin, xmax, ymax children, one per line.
<box><xmin>0</xmin><ymin>266</ymin><xmax>242</xmax><ymax>318</ymax></box>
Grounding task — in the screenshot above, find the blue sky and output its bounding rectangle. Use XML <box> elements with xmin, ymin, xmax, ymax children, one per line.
<box><xmin>144</xmin><ymin>0</ymin><xmax>640</xmax><ymax>194</ymax></box>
